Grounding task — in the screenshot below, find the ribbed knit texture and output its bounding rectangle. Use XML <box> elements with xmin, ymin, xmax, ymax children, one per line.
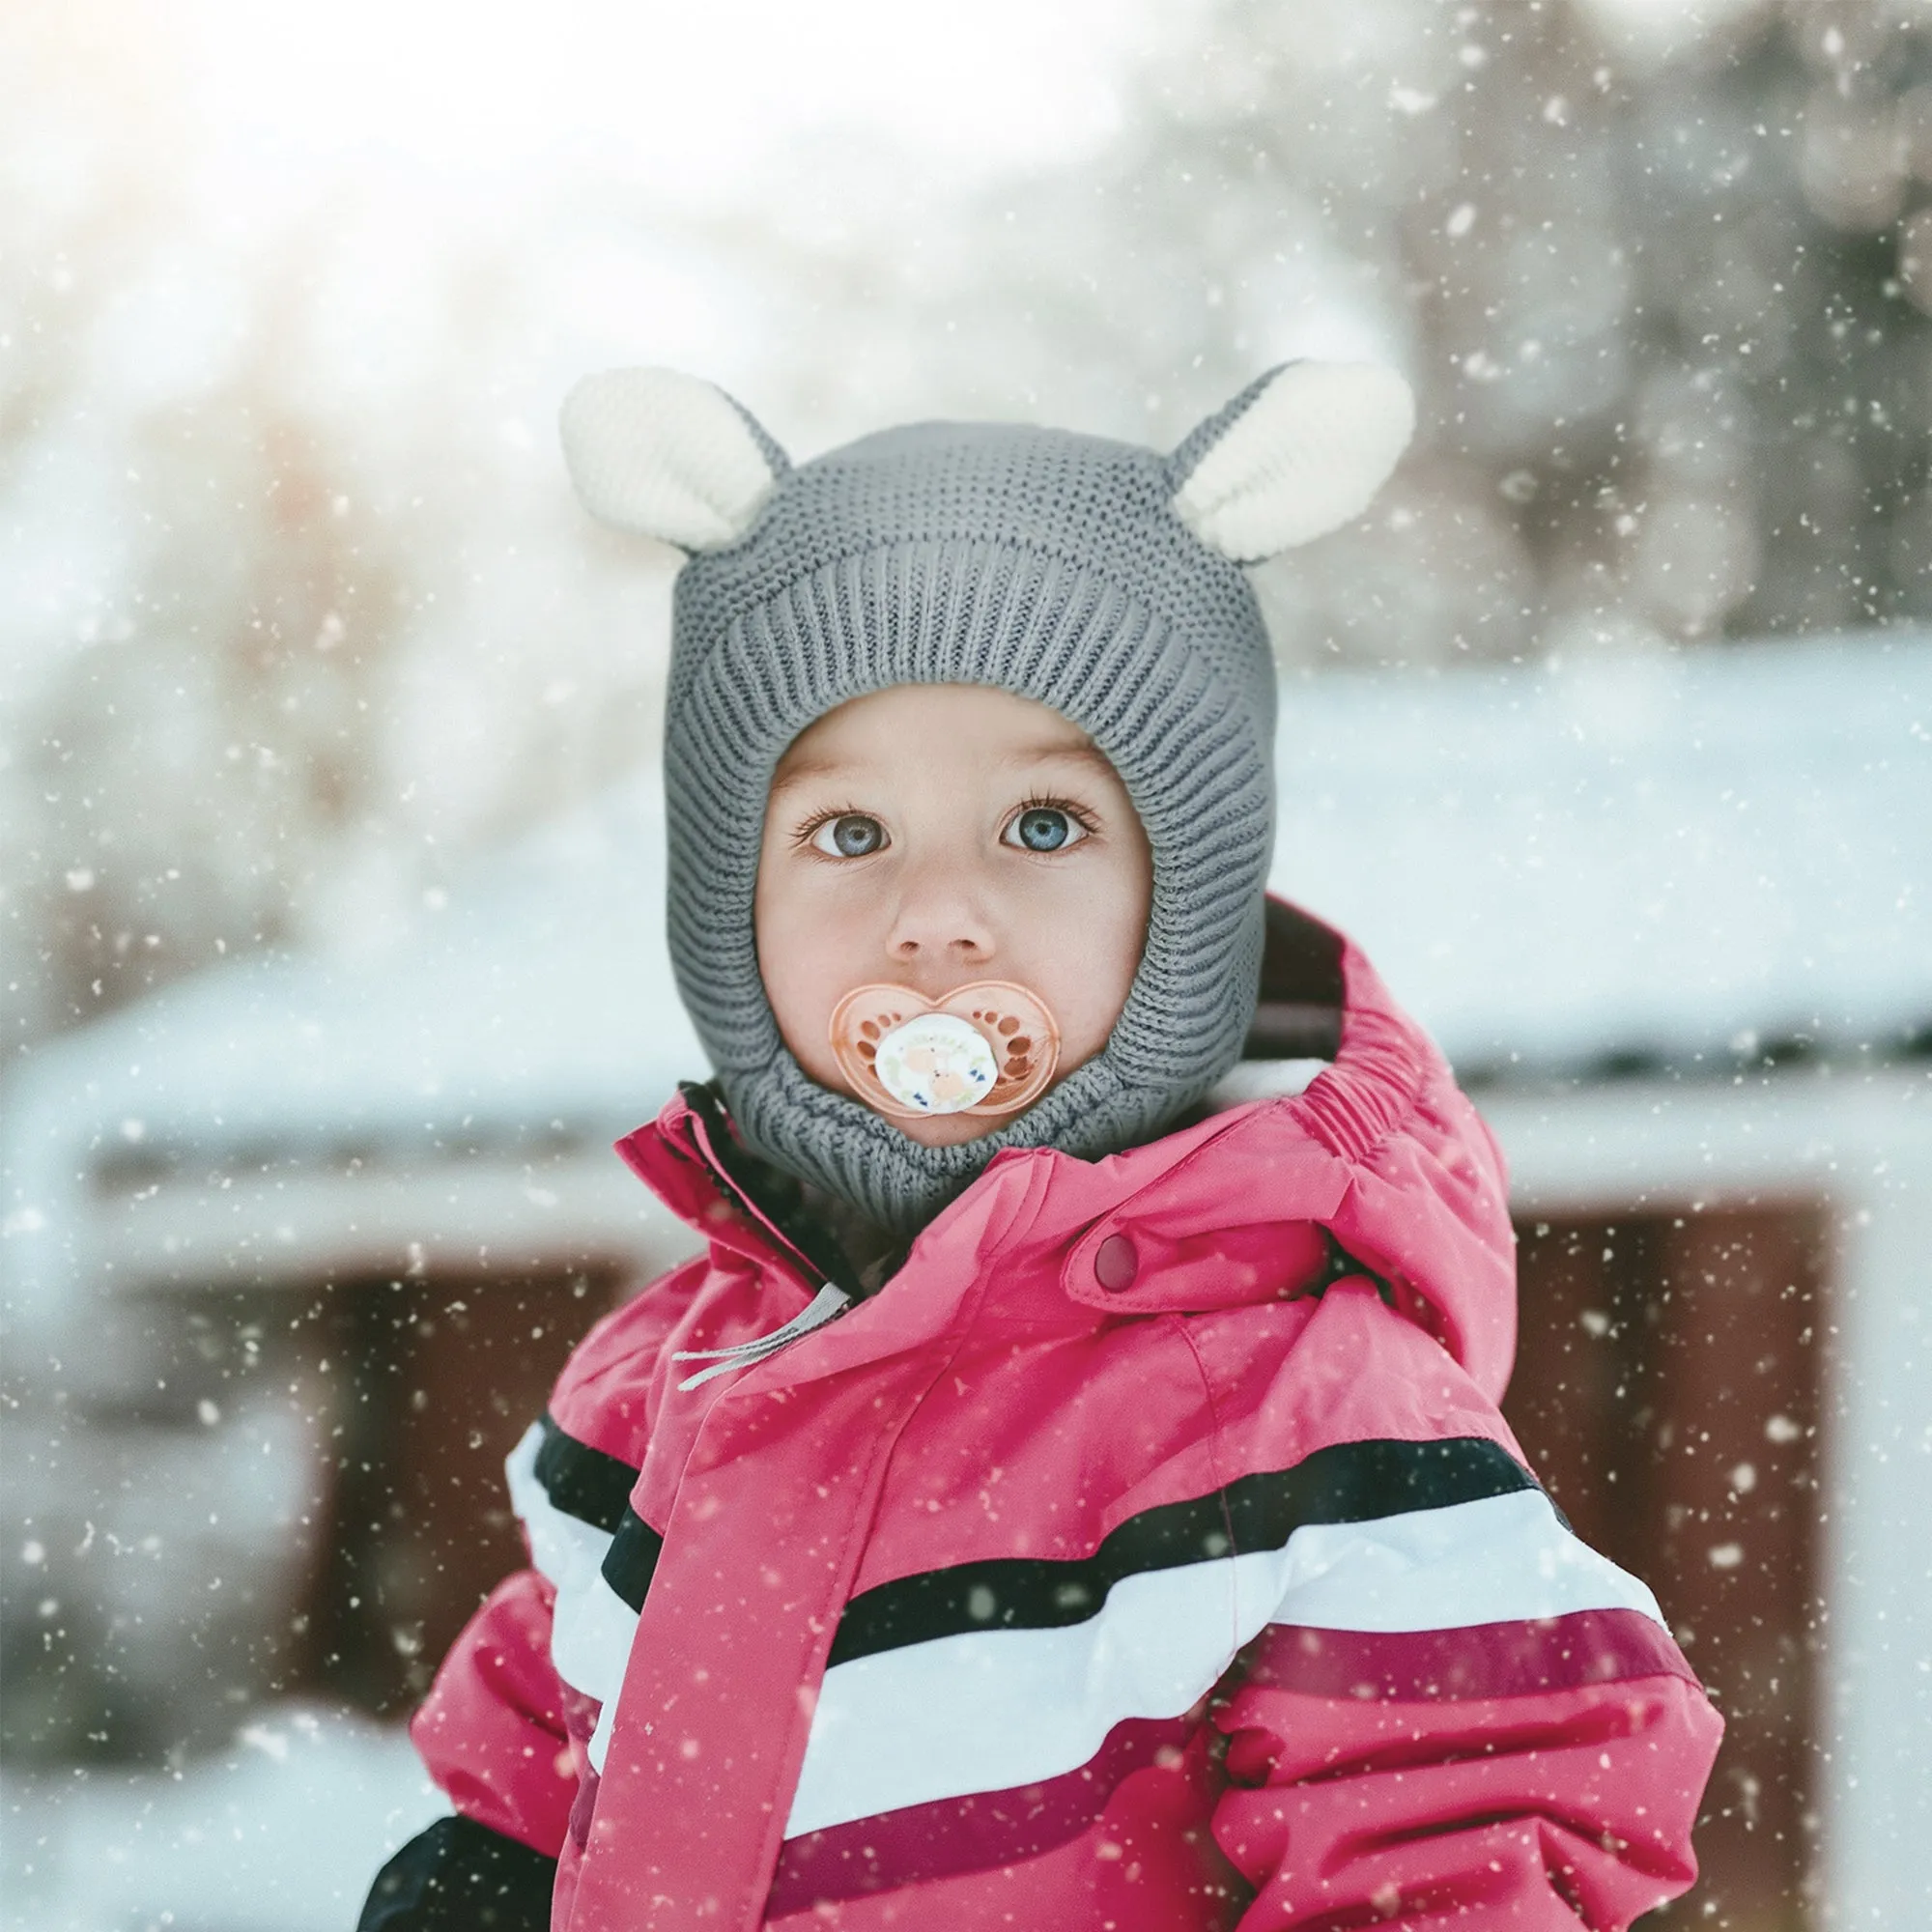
<box><xmin>665</xmin><ymin>417</ymin><xmax>1277</xmax><ymax>1234</ymax></box>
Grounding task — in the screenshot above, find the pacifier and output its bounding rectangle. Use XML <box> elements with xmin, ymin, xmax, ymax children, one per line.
<box><xmin>829</xmin><ymin>980</ymin><xmax>1062</xmax><ymax>1122</ymax></box>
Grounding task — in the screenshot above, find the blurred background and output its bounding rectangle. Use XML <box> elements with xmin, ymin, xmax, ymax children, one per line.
<box><xmin>2</xmin><ymin>1</ymin><xmax>1928</xmax><ymax>1927</ymax></box>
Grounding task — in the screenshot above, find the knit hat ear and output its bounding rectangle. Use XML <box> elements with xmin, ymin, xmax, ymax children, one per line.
<box><xmin>560</xmin><ymin>368</ymin><xmax>789</xmax><ymax>553</ymax></box>
<box><xmin>1169</xmin><ymin>361</ymin><xmax>1414</xmax><ymax>563</ymax></box>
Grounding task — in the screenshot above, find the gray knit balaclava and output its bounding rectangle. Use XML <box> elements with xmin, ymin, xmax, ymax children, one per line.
<box><xmin>561</xmin><ymin>363</ymin><xmax>1414</xmax><ymax>1233</ymax></box>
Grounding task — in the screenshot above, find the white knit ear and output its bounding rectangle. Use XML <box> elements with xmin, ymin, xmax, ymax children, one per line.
<box><xmin>1172</xmin><ymin>362</ymin><xmax>1415</xmax><ymax>561</ymax></box>
<box><xmin>559</xmin><ymin>368</ymin><xmax>785</xmax><ymax>553</ymax></box>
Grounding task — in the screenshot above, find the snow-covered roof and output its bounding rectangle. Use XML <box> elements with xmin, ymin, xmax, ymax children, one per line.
<box><xmin>1274</xmin><ymin>631</ymin><xmax>1930</xmax><ymax>1078</ymax></box>
<box><xmin>5</xmin><ymin>631</ymin><xmax>1926</xmax><ymax>1187</ymax></box>
<box><xmin>5</xmin><ymin>783</ymin><xmax>702</xmax><ymax>1166</ymax></box>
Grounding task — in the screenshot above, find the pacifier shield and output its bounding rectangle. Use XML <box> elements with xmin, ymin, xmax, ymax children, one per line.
<box><xmin>829</xmin><ymin>980</ymin><xmax>1062</xmax><ymax>1122</ymax></box>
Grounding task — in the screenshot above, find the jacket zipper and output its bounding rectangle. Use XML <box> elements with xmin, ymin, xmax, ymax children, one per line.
<box><xmin>668</xmin><ymin>1081</ymin><xmax>858</xmax><ymax>1386</ymax></box>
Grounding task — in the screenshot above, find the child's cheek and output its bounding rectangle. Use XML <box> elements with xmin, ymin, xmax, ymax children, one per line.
<box><xmin>755</xmin><ymin>891</ymin><xmax>867</xmax><ymax>1091</ymax></box>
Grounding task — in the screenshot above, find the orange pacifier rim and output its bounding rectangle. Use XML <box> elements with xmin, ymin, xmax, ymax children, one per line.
<box><xmin>828</xmin><ymin>980</ymin><xmax>1062</xmax><ymax>1122</ymax></box>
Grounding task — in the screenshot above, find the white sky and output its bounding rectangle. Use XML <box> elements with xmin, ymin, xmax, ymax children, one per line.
<box><xmin>0</xmin><ymin>0</ymin><xmax>1162</xmax><ymax>708</ymax></box>
<box><xmin>186</xmin><ymin>0</ymin><xmax>1144</xmax><ymax>208</ymax></box>
<box><xmin>1577</xmin><ymin>0</ymin><xmax>1771</xmax><ymax>61</ymax></box>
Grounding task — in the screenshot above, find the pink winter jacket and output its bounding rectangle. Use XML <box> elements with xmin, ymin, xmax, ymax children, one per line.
<box><xmin>388</xmin><ymin>906</ymin><xmax>1721</xmax><ymax>1932</ymax></box>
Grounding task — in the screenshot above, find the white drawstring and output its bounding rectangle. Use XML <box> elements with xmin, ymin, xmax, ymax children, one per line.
<box><xmin>671</xmin><ymin>1284</ymin><xmax>852</xmax><ymax>1390</ymax></box>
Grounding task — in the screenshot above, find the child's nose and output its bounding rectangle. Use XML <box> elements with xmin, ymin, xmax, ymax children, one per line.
<box><xmin>885</xmin><ymin>871</ymin><xmax>996</xmax><ymax>968</ymax></box>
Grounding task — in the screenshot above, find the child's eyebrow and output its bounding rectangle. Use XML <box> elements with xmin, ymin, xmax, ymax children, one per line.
<box><xmin>997</xmin><ymin>740</ymin><xmax>1117</xmax><ymax>775</ymax></box>
<box><xmin>771</xmin><ymin>741</ymin><xmax>1113</xmax><ymax>793</ymax></box>
<box><xmin>767</xmin><ymin>755</ymin><xmax>851</xmax><ymax>797</ymax></box>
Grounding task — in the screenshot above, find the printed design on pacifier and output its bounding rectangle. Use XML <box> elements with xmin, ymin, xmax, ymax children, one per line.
<box><xmin>829</xmin><ymin>981</ymin><xmax>1062</xmax><ymax>1122</ymax></box>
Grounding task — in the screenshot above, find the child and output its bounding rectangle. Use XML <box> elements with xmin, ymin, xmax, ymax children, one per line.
<box><xmin>358</xmin><ymin>364</ymin><xmax>1721</xmax><ymax>1931</ymax></box>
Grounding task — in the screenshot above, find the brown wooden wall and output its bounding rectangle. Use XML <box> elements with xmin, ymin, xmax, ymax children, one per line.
<box><xmin>296</xmin><ymin>1265</ymin><xmax>624</xmax><ymax>1713</ymax></box>
<box><xmin>1508</xmin><ymin>1207</ymin><xmax>1829</xmax><ymax>1932</ymax></box>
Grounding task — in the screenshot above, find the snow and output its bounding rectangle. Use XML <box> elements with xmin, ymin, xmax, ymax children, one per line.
<box><xmin>2</xmin><ymin>1704</ymin><xmax>445</xmax><ymax>1932</ymax></box>
<box><xmin>1272</xmin><ymin>632</ymin><xmax>1932</xmax><ymax>1076</ymax></box>
<box><xmin>8</xmin><ymin>6</ymin><xmax>1928</xmax><ymax>1921</ymax></box>
<box><xmin>2</xmin><ymin>780</ymin><xmax>700</xmax><ymax>1166</ymax></box>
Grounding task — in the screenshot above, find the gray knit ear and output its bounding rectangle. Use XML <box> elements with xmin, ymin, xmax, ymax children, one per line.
<box><xmin>560</xmin><ymin>368</ymin><xmax>788</xmax><ymax>552</ymax></box>
<box><xmin>1170</xmin><ymin>362</ymin><xmax>1414</xmax><ymax>562</ymax></box>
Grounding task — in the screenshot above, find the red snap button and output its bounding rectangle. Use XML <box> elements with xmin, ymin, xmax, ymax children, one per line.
<box><xmin>1094</xmin><ymin>1233</ymin><xmax>1138</xmax><ymax>1293</ymax></box>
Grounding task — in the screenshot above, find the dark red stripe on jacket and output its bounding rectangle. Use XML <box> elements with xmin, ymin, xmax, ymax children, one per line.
<box><xmin>767</xmin><ymin>1715</ymin><xmax>1198</xmax><ymax>1916</ymax></box>
<box><xmin>1241</xmin><ymin>1606</ymin><xmax>1695</xmax><ymax>1703</ymax></box>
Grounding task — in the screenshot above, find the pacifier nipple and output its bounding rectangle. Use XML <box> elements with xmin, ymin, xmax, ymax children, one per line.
<box><xmin>829</xmin><ymin>980</ymin><xmax>1062</xmax><ymax>1122</ymax></box>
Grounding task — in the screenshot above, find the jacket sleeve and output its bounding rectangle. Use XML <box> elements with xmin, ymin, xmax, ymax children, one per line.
<box><xmin>1209</xmin><ymin>1554</ymin><xmax>1723</xmax><ymax>1929</ymax></box>
<box><xmin>356</xmin><ymin>1812</ymin><xmax>558</xmax><ymax>1932</ymax></box>
<box><xmin>411</xmin><ymin>1567</ymin><xmax>581</xmax><ymax>1853</ymax></box>
<box><xmin>355</xmin><ymin>1570</ymin><xmax>573</xmax><ymax>1932</ymax></box>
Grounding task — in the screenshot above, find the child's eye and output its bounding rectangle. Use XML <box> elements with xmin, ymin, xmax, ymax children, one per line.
<box><xmin>1002</xmin><ymin>806</ymin><xmax>1089</xmax><ymax>854</ymax></box>
<box><xmin>810</xmin><ymin>812</ymin><xmax>889</xmax><ymax>858</ymax></box>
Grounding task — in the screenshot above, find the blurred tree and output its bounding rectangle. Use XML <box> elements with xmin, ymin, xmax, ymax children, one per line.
<box><xmin>0</xmin><ymin>10</ymin><xmax>406</xmax><ymax>1040</ymax></box>
<box><xmin>715</xmin><ymin>0</ymin><xmax>1930</xmax><ymax>664</ymax></box>
<box><xmin>1208</xmin><ymin>0</ymin><xmax>1929</xmax><ymax>652</ymax></box>
<box><xmin>25</xmin><ymin>345</ymin><xmax>408</xmax><ymax>1028</ymax></box>
<box><xmin>1138</xmin><ymin>0</ymin><xmax>1932</xmax><ymax>648</ymax></box>
<box><xmin>0</xmin><ymin>19</ymin><xmax>663</xmax><ymax>1048</ymax></box>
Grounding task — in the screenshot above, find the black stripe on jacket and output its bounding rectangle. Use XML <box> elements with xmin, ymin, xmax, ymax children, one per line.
<box><xmin>827</xmin><ymin>1435</ymin><xmax>1537</xmax><ymax>1667</ymax></box>
<box><xmin>357</xmin><ymin>1815</ymin><xmax>554</xmax><ymax>1932</ymax></box>
<box><xmin>532</xmin><ymin>1412</ymin><xmax>639</xmax><ymax>1535</ymax></box>
<box><xmin>601</xmin><ymin>1508</ymin><xmax>666</xmax><ymax>1613</ymax></box>
<box><xmin>524</xmin><ymin>1413</ymin><xmax>666</xmax><ymax>1613</ymax></box>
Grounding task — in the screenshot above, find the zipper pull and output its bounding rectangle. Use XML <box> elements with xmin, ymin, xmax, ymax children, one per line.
<box><xmin>671</xmin><ymin>1284</ymin><xmax>852</xmax><ymax>1390</ymax></box>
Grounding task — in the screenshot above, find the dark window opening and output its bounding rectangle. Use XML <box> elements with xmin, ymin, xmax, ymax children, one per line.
<box><xmin>296</xmin><ymin>1264</ymin><xmax>625</xmax><ymax>1714</ymax></box>
<box><xmin>1508</xmin><ymin>1206</ymin><xmax>1828</xmax><ymax>1932</ymax></box>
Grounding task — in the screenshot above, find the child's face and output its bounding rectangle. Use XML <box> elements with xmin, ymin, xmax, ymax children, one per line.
<box><xmin>755</xmin><ymin>685</ymin><xmax>1153</xmax><ymax>1148</ymax></box>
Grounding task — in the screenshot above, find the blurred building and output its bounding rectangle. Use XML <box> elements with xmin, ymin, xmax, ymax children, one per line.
<box><xmin>3</xmin><ymin>633</ymin><xmax>1927</xmax><ymax>1928</ymax></box>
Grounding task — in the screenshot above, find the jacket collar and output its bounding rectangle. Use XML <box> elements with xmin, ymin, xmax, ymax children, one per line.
<box><xmin>614</xmin><ymin>897</ymin><xmax>1344</xmax><ymax>1286</ymax></box>
<box><xmin>615</xmin><ymin>1080</ymin><xmax>855</xmax><ymax>1296</ymax></box>
<box><xmin>613</xmin><ymin>898</ymin><xmax>1517</xmax><ymax>1398</ymax></box>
